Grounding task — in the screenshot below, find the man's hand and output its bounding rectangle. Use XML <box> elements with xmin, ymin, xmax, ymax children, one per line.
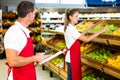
<box><xmin>34</xmin><ymin>53</ymin><xmax>50</xmax><ymax>62</ymax></box>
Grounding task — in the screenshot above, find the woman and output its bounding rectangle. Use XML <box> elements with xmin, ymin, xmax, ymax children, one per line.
<box><xmin>64</xmin><ymin>9</ymin><xmax>108</xmax><ymax>80</ymax></box>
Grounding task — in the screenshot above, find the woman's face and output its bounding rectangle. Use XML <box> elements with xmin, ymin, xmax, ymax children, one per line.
<box><xmin>70</xmin><ymin>11</ymin><xmax>79</xmax><ymax>25</ymax></box>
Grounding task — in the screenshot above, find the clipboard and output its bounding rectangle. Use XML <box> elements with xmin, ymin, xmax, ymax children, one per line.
<box><xmin>39</xmin><ymin>49</ymin><xmax>66</xmax><ymax>65</ymax></box>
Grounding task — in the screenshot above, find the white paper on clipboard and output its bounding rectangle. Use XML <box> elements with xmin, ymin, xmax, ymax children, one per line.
<box><xmin>39</xmin><ymin>49</ymin><xmax>66</xmax><ymax>65</ymax></box>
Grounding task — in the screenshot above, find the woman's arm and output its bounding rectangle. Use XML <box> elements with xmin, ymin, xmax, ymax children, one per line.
<box><xmin>81</xmin><ymin>20</ymin><xmax>106</xmax><ymax>36</ymax></box>
<box><xmin>79</xmin><ymin>27</ymin><xmax>108</xmax><ymax>42</ymax></box>
<box><xmin>81</xmin><ymin>24</ymin><xmax>95</xmax><ymax>36</ymax></box>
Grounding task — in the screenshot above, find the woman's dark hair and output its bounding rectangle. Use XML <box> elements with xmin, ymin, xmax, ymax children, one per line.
<box><xmin>17</xmin><ymin>1</ymin><xmax>34</xmax><ymax>18</ymax></box>
<box><xmin>64</xmin><ymin>9</ymin><xmax>79</xmax><ymax>32</ymax></box>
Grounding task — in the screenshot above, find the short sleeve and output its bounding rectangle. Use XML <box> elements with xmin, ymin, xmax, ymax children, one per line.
<box><xmin>4</xmin><ymin>28</ymin><xmax>20</xmax><ymax>51</ymax></box>
<box><xmin>70</xmin><ymin>27</ymin><xmax>81</xmax><ymax>40</ymax></box>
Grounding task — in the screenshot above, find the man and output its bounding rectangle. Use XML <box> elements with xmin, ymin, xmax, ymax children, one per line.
<box><xmin>4</xmin><ymin>1</ymin><xmax>49</xmax><ymax>80</ymax></box>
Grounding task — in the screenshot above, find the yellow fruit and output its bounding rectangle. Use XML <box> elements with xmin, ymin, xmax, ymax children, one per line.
<box><xmin>81</xmin><ymin>46</ymin><xmax>85</xmax><ymax>52</ymax></box>
<box><xmin>117</xmin><ymin>55</ymin><xmax>120</xmax><ymax>59</ymax></box>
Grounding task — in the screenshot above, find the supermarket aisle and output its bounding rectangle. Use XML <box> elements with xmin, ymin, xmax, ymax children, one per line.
<box><xmin>0</xmin><ymin>59</ymin><xmax>59</xmax><ymax>80</ymax></box>
<box><xmin>0</xmin><ymin>59</ymin><xmax>7</xmax><ymax>80</ymax></box>
<box><xmin>36</xmin><ymin>64</ymin><xmax>60</xmax><ymax>80</ymax></box>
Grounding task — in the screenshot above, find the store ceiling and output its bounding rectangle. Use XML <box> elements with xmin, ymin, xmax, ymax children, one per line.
<box><xmin>0</xmin><ymin>0</ymin><xmax>35</xmax><ymax>11</ymax></box>
<box><xmin>0</xmin><ymin>0</ymin><xmax>35</xmax><ymax>7</ymax></box>
<box><xmin>0</xmin><ymin>0</ymin><xmax>120</xmax><ymax>13</ymax></box>
<box><xmin>41</xmin><ymin>7</ymin><xmax>120</xmax><ymax>13</ymax></box>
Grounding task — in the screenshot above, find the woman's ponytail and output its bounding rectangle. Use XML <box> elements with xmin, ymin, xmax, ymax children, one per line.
<box><xmin>64</xmin><ymin>9</ymin><xmax>69</xmax><ymax>32</ymax></box>
<box><xmin>64</xmin><ymin>9</ymin><xmax>79</xmax><ymax>32</ymax></box>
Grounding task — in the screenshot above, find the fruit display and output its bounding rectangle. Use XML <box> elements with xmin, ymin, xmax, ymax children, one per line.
<box><xmin>34</xmin><ymin>43</ymin><xmax>46</xmax><ymax>52</ymax></box>
<box><xmin>0</xmin><ymin>29</ymin><xmax>3</xmax><ymax>33</ymax></box>
<box><xmin>82</xmin><ymin>74</ymin><xmax>105</xmax><ymax>80</ymax></box>
<box><xmin>29</xmin><ymin>27</ymin><xmax>43</xmax><ymax>35</ymax></box>
<box><xmin>35</xmin><ymin>35</ymin><xmax>44</xmax><ymax>42</ymax></box>
<box><xmin>89</xmin><ymin>24</ymin><xmax>118</xmax><ymax>34</ymax></box>
<box><xmin>76</xmin><ymin>21</ymin><xmax>95</xmax><ymax>31</ymax></box>
<box><xmin>2</xmin><ymin>12</ymin><xmax>8</xmax><ymax>19</ymax></box>
<box><xmin>39</xmin><ymin>20</ymin><xmax>120</xmax><ymax>80</ymax></box>
<box><xmin>47</xmin><ymin>37</ymin><xmax>58</xmax><ymax>44</ymax></box>
<box><xmin>0</xmin><ymin>29</ymin><xmax>7</xmax><ymax>35</ymax></box>
<box><xmin>83</xmin><ymin>48</ymin><xmax>113</xmax><ymax>62</ymax></box>
<box><xmin>51</xmin><ymin>56</ymin><xmax>89</xmax><ymax>71</ymax></box>
<box><xmin>50</xmin><ymin>50</ymin><xmax>64</xmax><ymax>68</ymax></box>
<box><xmin>2</xmin><ymin>12</ymin><xmax>17</xmax><ymax>28</ymax></box>
<box><xmin>81</xmin><ymin>42</ymin><xmax>94</xmax><ymax>52</ymax></box>
<box><xmin>2</xmin><ymin>20</ymin><xmax>14</xmax><ymax>28</ymax></box>
<box><xmin>47</xmin><ymin>36</ymin><xmax>66</xmax><ymax>49</ymax></box>
<box><xmin>8</xmin><ymin>12</ymin><xmax>17</xmax><ymax>20</ymax></box>
<box><xmin>29</xmin><ymin>18</ymin><xmax>42</xmax><ymax>27</ymax></box>
<box><xmin>51</xmin><ymin>57</ymin><xmax>64</xmax><ymax>68</ymax></box>
<box><xmin>31</xmin><ymin>35</ymin><xmax>44</xmax><ymax>43</ymax></box>
<box><xmin>81</xmin><ymin>64</ymin><xmax>89</xmax><ymax>72</ymax></box>
<box><xmin>2</xmin><ymin>12</ymin><xmax>17</xmax><ymax>20</ymax></box>
<box><xmin>112</xmin><ymin>28</ymin><xmax>120</xmax><ymax>36</ymax></box>
<box><xmin>2</xmin><ymin>11</ymin><xmax>43</xmax><ymax>43</ymax></box>
<box><xmin>76</xmin><ymin>24</ymin><xmax>88</xmax><ymax>31</ymax></box>
<box><xmin>56</xmin><ymin>40</ymin><xmax>66</xmax><ymax>49</ymax></box>
<box><xmin>107</xmin><ymin>53</ymin><xmax>120</xmax><ymax>69</ymax></box>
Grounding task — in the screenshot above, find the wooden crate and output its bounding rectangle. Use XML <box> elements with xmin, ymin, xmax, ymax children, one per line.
<box><xmin>103</xmin><ymin>52</ymin><xmax>120</xmax><ymax>72</ymax></box>
<box><xmin>76</xmin><ymin>20</ymin><xmax>101</xmax><ymax>31</ymax></box>
<box><xmin>81</xmin><ymin>57</ymin><xmax>103</xmax><ymax>70</ymax></box>
<box><xmin>81</xmin><ymin>20</ymin><xmax>120</xmax><ymax>26</ymax></box>
<box><xmin>105</xmin><ymin>20</ymin><xmax>120</xmax><ymax>26</ymax></box>
<box><xmin>79</xmin><ymin>20</ymin><xmax>107</xmax><ymax>30</ymax></box>
<box><xmin>49</xmin><ymin>62</ymin><xmax>60</xmax><ymax>75</ymax></box>
<box><xmin>112</xmin><ymin>28</ymin><xmax>120</xmax><ymax>36</ymax></box>
<box><xmin>84</xmin><ymin>20</ymin><xmax>120</xmax><ymax>38</ymax></box>
<box><xmin>84</xmin><ymin>69</ymin><xmax>119</xmax><ymax>80</ymax></box>
<box><xmin>82</xmin><ymin>46</ymin><xmax>117</xmax><ymax>66</ymax></box>
<box><xmin>103</xmin><ymin>67</ymin><xmax>120</xmax><ymax>79</ymax></box>
<box><xmin>82</xmin><ymin>69</ymin><xmax>93</xmax><ymax>77</ymax></box>
<box><xmin>80</xmin><ymin>20</ymin><xmax>101</xmax><ymax>25</ymax></box>
<box><xmin>81</xmin><ymin>43</ymin><xmax>100</xmax><ymax>54</ymax></box>
<box><xmin>60</xmin><ymin>68</ymin><xmax>67</xmax><ymax>80</ymax></box>
<box><xmin>82</xmin><ymin>72</ymin><xmax>106</xmax><ymax>80</ymax></box>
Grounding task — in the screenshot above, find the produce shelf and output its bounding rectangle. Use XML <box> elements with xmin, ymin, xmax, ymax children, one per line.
<box><xmin>44</xmin><ymin>30</ymin><xmax>64</xmax><ymax>35</ymax></box>
<box><xmin>44</xmin><ymin>62</ymin><xmax>67</xmax><ymax>80</ymax></box>
<box><xmin>44</xmin><ymin>62</ymin><xmax>60</xmax><ymax>76</ymax></box>
<box><xmin>44</xmin><ymin>61</ymin><xmax>94</xmax><ymax>80</ymax></box>
<box><xmin>59</xmin><ymin>68</ymin><xmax>67</xmax><ymax>80</ymax></box>
<box><xmin>102</xmin><ymin>52</ymin><xmax>120</xmax><ymax>79</ymax></box>
<box><xmin>44</xmin><ymin>29</ymin><xmax>120</xmax><ymax>46</ymax></box>
<box><xmin>82</xmin><ymin>51</ymin><xmax>120</xmax><ymax>79</ymax></box>
<box><xmin>41</xmin><ymin>41</ymin><xmax>61</xmax><ymax>51</ymax></box>
<box><xmin>103</xmin><ymin>67</ymin><xmax>120</xmax><ymax>79</ymax></box>
<box><xmin>42</xmin><ymin>19</ymin><xmax>120</xmax><ymax>79</ymax></box>
<box><xmin>82</xmin><ymin>69</ymin><xmax>93</xmax><ymax>77</ymax></box>
<box><xmin>81</xmin><ymin>43</ymin><xmax>100</xmax><ymax>54</ymax></box>
<box><xmin>81</xmin><ymin>56</ymin><xmax>103</xmax><ymax>70</ymax></box>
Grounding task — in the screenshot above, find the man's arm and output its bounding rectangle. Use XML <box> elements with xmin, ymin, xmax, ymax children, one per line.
<box><xmin>5</xmin><ymin>49</ymin><xmax>48</xmax><ymax>67</ymax></box>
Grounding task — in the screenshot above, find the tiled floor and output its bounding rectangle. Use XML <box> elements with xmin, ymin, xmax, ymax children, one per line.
<box><xmin>0</xmin><ymin>59</ymin><xmax>60</xmax><ymax>80</ymax></box>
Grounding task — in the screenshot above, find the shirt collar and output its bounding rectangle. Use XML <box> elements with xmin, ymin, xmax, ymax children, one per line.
<box><xmin>68</xmin><ymin>23</ymin><xmax>74</xmax><ymax>27</ymax></box>
<box><xmin>15</xmin><ymin>21</ymin><xmax>30</xmax><ymax>34</ymax></box>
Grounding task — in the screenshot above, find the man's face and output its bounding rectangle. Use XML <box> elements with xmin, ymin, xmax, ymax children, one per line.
<box><xmin>29</xmin><ymin>9</ymin><xmax>37</xmax><ymax>24</ymax></box>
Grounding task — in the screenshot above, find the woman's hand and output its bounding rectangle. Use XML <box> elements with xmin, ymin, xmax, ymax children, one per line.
<box><xmin>100</xmin><ymin>26</ymin><xmax>109</xmax><ymax>33</ymax></box>
<box><xmin>87</xmin><ymin>24</ymin><xmax>95</xmax><ymax>30</ymax></box>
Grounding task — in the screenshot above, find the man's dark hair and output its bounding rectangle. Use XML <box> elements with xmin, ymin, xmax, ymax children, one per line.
<box><xmin>17</xmin><ymin>1</ymin><xmax>34</xmax><ymax>18</ymax></box>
